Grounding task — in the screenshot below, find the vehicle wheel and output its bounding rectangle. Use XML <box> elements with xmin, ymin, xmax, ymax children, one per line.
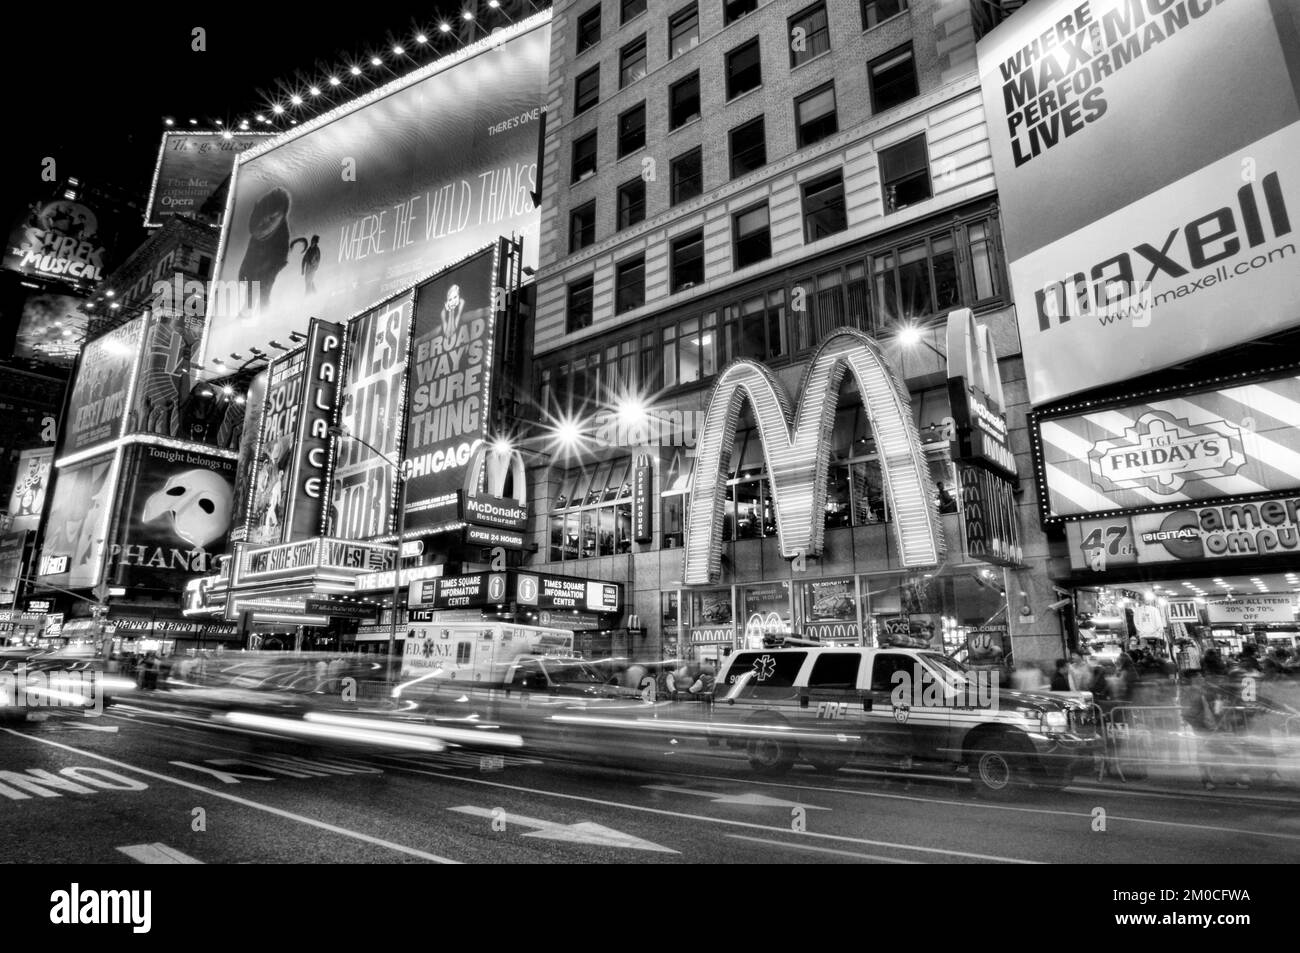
<box><xmin>747</xmin><ymin>731</ymin><xmax>797</xmax><ymax>776</ymax></box>
<box><xmin>967</xmin><ymin>734</ymin><xmax>1029</xmax><ymax>799</ymax></box>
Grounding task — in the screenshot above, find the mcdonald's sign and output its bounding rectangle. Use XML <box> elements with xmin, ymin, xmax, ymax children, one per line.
<box><xmin>946</xmin><ymin>308</ymin><xmax>1016</xmax><ymax>482</ymax></box>
<box><xmin>683</xmin><ymin>328</ymin><xmax>944</xmax><ymax>586</ymax></box>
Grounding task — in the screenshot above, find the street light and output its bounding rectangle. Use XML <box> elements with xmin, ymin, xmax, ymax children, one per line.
<box><xmin>328</xmin><ymin>424</ymin><xmax>407</xmax><ymax>681</ymax></box>
<box><xmin>896</xmin><ymin>323</ymin><xmax>947</xmax><ymax>361</ymax></box>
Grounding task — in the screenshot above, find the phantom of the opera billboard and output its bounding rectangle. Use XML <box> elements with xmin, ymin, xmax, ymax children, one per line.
<box><xmin>145</xmin><ymin>131</ymin><xmax>271</xmax><ymax>227</ymax></box>
<box><xmin>38</xmin><ymin>453</ymin><xmax>118</xmax><ymax>589</ymax></box>
<box><xmin>108</xmin><ymin>445</ymin><xmax>236</xmax><ymax>588</ymax></box>
<box><xmin>977</xmin><ymin>0</ymin><xmax>1300</xmax><ymax>405</ymax></box>
<box><xmin>201</xmin><ymin>13</ymin><xmax>549</xmax><ymax>367</ymax></box>
<box><xmin>7</xmin><ymin>448</ymin><xmax>53</xmax><ymax>534</ymax></box>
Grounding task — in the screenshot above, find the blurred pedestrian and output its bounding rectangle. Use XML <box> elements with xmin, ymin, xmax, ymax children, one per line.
<box><xmin>1051</xmin><ymin>659</ymin><xmax>1071</xmax><ymax>691</ymax></box>
<box><xmin>1011</xmin><ymin>661</ymin><xmax>1047</xmax><ymax>692</ymax></box>
<box><xmin>689</xmin><ymin>666</ymin><xmax>716</xmax><ymax>698</ymax></box>
<box><xmin>1181</xmin><ymin>670</ymin><xmax>1226</xmax><ymax>790</ymax></box>
<box><xmin>1068</xmin><ymin>652</ymin><xmax>1094</xmax><ymax>692</ymax></box>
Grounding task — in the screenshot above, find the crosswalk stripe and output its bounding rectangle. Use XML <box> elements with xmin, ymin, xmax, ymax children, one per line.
<box><xmin>116</xmin><ymin>843</ymin><xmax>203</xmax><ymax>864</ymax></box>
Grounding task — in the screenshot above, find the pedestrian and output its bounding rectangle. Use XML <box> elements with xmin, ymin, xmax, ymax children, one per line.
<box><xmin>1236</xmin><ymin>643</ymin><xmax>1263</xmax><ymax>674</ymax></box>
<box><xmin>1109</xmin><ymin>651</ymin><xmax>1138</xmax><ymax>702</ymax></box>
<box><xmin>1051</xmin><ymin>659</ymin><xmax>1071</xmax><ymax>691</ymax></box>
<box><xmin>689</xmin><ymin>666</ymin><xmax>716</xmax><ymax>698</ymax></box>
<box><xmin>663</xmin><ymin>667</ymin><xmax>678</xmax><ymax>700</ymax></box>
<box><xmin>1068</xmin><ymin>651</ymin><xmax>1094</xmax><ymax>692</ymax></box>
<box><xmin>1011</xmin><ymin>661</ymin><xmax>1047</xmax><ymax>692</ymax></box>
<box><xmin>1181</xmin><ymin>670</ymin><xmax>1224</xmax><ymax>790</ymax></box>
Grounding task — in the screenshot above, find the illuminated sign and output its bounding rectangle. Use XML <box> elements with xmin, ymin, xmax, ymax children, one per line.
<box><xmin>356</xmin><ymin>562</ymin><xmax>443</xmax><ymax>593</ymax></box>
<box><xmin>145</xmin><ymin>131</ymin><xmax>271</xmax><ymax>227</ymax></box>
<box><xmin>945</xmin><ymin>308</ymin><xmax>1017</xmax><ymax>481</ymax></box>
<box><xmin>1206</xmin><ymin>596</ymin><xmax>1294</xmax><ymax>626</ymax></box>
<box><xmin>4</xmin><ymin>199</ymin><xmax>109</xmax><ymax>286</ymax></box>
<box><xmin>684</xmin><ymin>328</ymin><xmax>943</xmax><ymax>586</ymax></box>
<box><xmin>464</xmin><ymin>525</ymin><xmax>526</xmax><ymax>549</ymax></box>
<box><xmin>0</xmin><ymin>532</ymin><xmax>26</xmax><ymax>606</ymax></box>
<box><xmin>245</xmin><ymin>348</ymin><xmax>306</xmax><ymax>545</ymax></box>
<box><xmin>410</xmin><ymin>571</ymin><xmax>623</xmax><ymax>613</ymax></box>
<box><xmin>463</xmin><ymin>494</ymin><xmax>527</xmax><ymax>530</ymax></box>
<box><xmin>632</xmin><ymin>456</ymin><xmax>653</xmax><ymax>542</ymax></box>
<box><xmin>7</xmin><ymin>448</ymin><xmax>52</xmax><ymax>534</ymax></box>
<box><xmin>284</xmin><ymin>319</ymin><xmax>343</xmax><ymax>539</ymax></box>
<box><xmin>64</xmin><ymin>319</ymin><xmax>144</xmax><ymax>455</ymax></box>
<box><xmin>305</xmin><ymin>599</ymin><xmax>379</xmax><ymax>620</ymax></box>
<box><xmin>234</xmin><ymin>538</ymin><xmax>395</xmax><ymax>583</ymax></box>
<box><xmin>959</xmin><ymin>465</ymin><xmax>1023</xmax><ymax>567</ymax></box>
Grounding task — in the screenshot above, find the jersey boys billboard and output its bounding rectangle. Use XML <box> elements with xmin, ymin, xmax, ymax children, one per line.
<box><xmin>64</xmin><ymin>318</ymin><xmax>145</xmax><ymax>454</ymax></box>
<box><xmin>202</xmin><ymin>14</ymin><xmax>549</xmax><ymax>367</ymax></box>
<box><xmin>977</xmin><ymin>0</ymin><xmax>1300</xmax><ymax>405</ymax></box>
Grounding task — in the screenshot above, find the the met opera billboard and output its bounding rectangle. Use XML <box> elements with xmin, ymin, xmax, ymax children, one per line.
<box><xmin>201</xmin><ymin>13</ymin><xmax>549</xmax><ymax>367</ymax></box>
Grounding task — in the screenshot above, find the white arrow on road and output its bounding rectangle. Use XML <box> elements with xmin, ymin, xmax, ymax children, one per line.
<box><xmin>449</xmin><ymin>806</ymin><xmax>677</xmax><ymax>853</ymax></box>
<box><xmin>644</xmin><ymin>785</ymin><xmax>830</xmax><ymax>810</ymax></box>
<box><xmin>117</xmin><ymin>843</ymin><xmax>203</xmax><ymax>864</ymax></box>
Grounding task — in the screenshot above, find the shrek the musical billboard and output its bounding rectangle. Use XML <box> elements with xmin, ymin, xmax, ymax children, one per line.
<box><xmin>201</xmin><ymin>13</ymin><xmax>549</xmax><ymax>368</ymax></box>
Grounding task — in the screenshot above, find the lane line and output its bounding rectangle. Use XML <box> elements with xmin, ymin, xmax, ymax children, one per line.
<box><xmin>1</xmin><ymin>728</ymin><xmax>461</xmax><ymax>864</ymax></box>
<box><xmin>724</xmin><ymin>834</ymin><xmax>920</xmax><ymax>864</ymax></box>
<box><xmin>373</xmin><ymin>756</ymin><xmax>1040</xmax><ymax>864</ymax></box>
<box><xmin>117</xmin><ymin>843</ymin><xmax>203</xmax><ymax>864</ymax></box>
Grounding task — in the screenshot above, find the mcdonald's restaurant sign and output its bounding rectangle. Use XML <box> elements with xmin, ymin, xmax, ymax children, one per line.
<box><xmin>946</xmin><ymin>309</ymin><xmax>1017</xmax><ymax>483</ymax></box>
<box><xmin>404</xmin><ymin>440</ymin><xmax>529</xmax><ymax>536</ymax></box>
<box><xmin>684</xmin><ymin>328</ymin><xmax>945</xmax><ymax>586</ymax></box>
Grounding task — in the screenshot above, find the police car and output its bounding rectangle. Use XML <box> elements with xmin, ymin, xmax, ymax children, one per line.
<box><xmin>711</xmin><ymin>645</ymin><xmax>1101</xmax><ymax>797</ymax></box>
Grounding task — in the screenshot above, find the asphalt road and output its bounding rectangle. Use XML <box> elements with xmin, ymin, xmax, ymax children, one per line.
<box><xmin>1</xmin><ymin>705</ymin><xmax>1297</xmax><ymax>865</ymax></box>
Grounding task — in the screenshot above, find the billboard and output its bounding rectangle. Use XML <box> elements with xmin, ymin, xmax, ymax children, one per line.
<box><xmin>4</xmin><ymin>198</ymin><xmax>111</xmax><ymax>288</ymax></box>
<box><xmin>1036</xmin><ymin>372</ymin><xmax>1300</xmax><ymax>519</ymax></box>
<box><xmin>977</xmin><ymin>0</ymin><xmax>1300</xmax><ymax>405</ymax></box>
<box><xmin>64</xmin><ymin>318</ymin><xmax>144</xmax><ymax>455</ymax></box>
<box><xmin>108</xmin><ymin>446</ymin><xmax>235</xmax><ymax>588</ymax></box>
<box><xmin>403</xmin><ymin>245</ymin><xmax>498</xmax><ymax>534</ymax></box>
<box><xmin>331</xmin><ymin>295</ymin><xmax>412</xmax><ymax>540</ymax></box>
<box><xmin>201</xmin><ymin>15</ymin><xmax>549</xmax><ymax>367</ymax></box>
<box><xmin>38</xmin><ymin>453</ymin><xmax>117</xmax><ymax>588</ymax></box>
<box><xmin>228</xmin><ymin>370</ymin><xmax>267</xmax><ymax>544</ymax></box>
<box><xmin>245</xmin><ymin>348</ymin><xmax>305</xmax><ymax>546</ymax></box>
<box><xmin>7</xmin><ymin>448</ymin><xmax>53</xmax><ymax>533</ymax></box>
<box><xmin>12</xmin><ymin>292</ymin><xmax>88</xmax><ymax>365</ymax></box>
<box><xmin>145</xmin><ymin>131</ymin><xmax>271</xmax><ymax>227</ymax></box>
<box><xmin>0</xmin><ymin>532</ymin><xmax>26</xmax><ymax>606</ymax></box>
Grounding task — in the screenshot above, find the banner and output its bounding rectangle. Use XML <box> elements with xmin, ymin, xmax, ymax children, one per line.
<box><xmin>977</xmin><ymin>0</ymin><xmax>1300</xmax><ymax>404</ymax></box>
<box><xmin>283</xmin><ymin>319</ymin><xmax>343</xmax><ymax>540</ymax></box>
<box><xmin>13</xmin><ymin>292</ymin><xmax>88</xmax><ymax>366</ymax></box>
<box><xmin>145</xmin><ymin>131</ymin><xmax>271</xmax><ymax>227</ymax></box>
<box><xmin>0</xmin><ymin>532</ymin><xmax>26</xmax><ymax>606</ymax></box>
<box><xmin>403</xmin><ymin>246</ymin><xmax>498</xmax><ymax>534</ymax></box>
<box><xmin>3</xmin><ymin>198</ymin><xmax>111</xmax><ymax>289</ymax></box>
<box><xmin>245</xmin><ymin>349</ymin><xmax>305</xmax><ymax>545</ymax></box>
<box><xmin>108</xmin><ymin>446</ymin><xmax>235</xmax><ymax>588</ymax></box>
<box><xmin>7</xmin><ymin>448</ymin><xmax>53</xmax><ymax>533</ymax></box>
<box><xmin>202</xmin><ymin>16</ymin><xmax>549</xmax><ymax>367</ymax></box>
<box><xmin>1038</xmin><ymin>373</ymin><xmax>1300</xmax><ymax>518</ymax></box>
<box><xmin>38</xmin><ymin>454</ymin><xmax>116</xmax><ymax>588</ymax></box>
<box><xmin>1206</xmin><ymin>596</ymin><xmax>1294</xmax><ymax>626</ymax></box>
<box><xmin>64</xmin><ymin>318</ymin><xmax>144</xmax><ymax>454</ymax></box>
<box><xmin>332</xmin><ymin>294</ymin><xmax>413</xmax><ymax>539</ymax></box>
<box><xmin>228</xmin><ymin>370</ymin><xmax>267</xmax><ymax>544</ymax></box>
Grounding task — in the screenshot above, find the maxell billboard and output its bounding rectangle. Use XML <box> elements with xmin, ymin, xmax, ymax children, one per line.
<box><xmin>977</xmin><ymin>0</ymin><xmax>1300</xmax><ymax>405</ymax></box>
<box><xmin>403</xmin><ymin>245</ymin><xmax>498</xmax><ymax>535</ymax></box>
<box><xmin>145</xmin><ymin>131</ymin><xmax>271</xmax><ymax>227</ymax></box>
<box><xmin>201</xmin><ymin>13</ymin><xmax>549</xmax><ymax>367</ymax></box>
<box><xmin>64</xmin><ymin>318</ymin><xmax>144</xmax><ymax>454</ymax></box>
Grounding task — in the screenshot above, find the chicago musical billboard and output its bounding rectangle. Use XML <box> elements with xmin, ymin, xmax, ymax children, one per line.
<box><xmin>201</xmin><ymin>14</ymin><xmax>549</xmax><ymax>367</ymax></box>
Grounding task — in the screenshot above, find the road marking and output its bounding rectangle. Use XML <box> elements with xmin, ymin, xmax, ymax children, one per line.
<box><xmin>375</xmin><ymin>757</ymin><xmax>1039</xmax><ymax>864</ymax></box>
<box><xmin>70</xmin><ymin>723</ymin><xmax>119</xmax><ymax>733</ymax></box>
<box><xmin>1</xmin><ymin>728</ymin><xmax>461</xmax><ymax>864</ymax></box>
<box><xmin>644</xmin><ymin>784</ymin><xmax>829</xmax><ymax>810</ymax></box>
<box><xmin>449</xmin><ymin>806</ymin><xmax>677</xmax><ymax>853</ymax></box>
<box><xmin>117</xmin><ymin>843</ymin><xmax>203</xmax><ymax>864</ymax></box>
<box><xmin>725</xmin><ymin>834</ymin><xmax>920</xmax><ymax>864</ymax></box>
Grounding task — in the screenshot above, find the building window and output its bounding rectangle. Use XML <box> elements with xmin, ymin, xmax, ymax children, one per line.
<box><xmin>729</xmin><ymin>116</ymin><xmax>766</xmax><ymax>179</ymax></box>
<box><xmin>872</xmin><ymin>233</ymin><xmax>959</xmax><ymax>325</ymax></box>
<box><xmin>967</xmin><ymin>220</ymin><xmax>999</xmax><ymax>301</ymax></box>
<box><xmin>724</xmin><ymin>0</ymin><xmax>759</xmax><ymax>25</ymax></box>
<box><xmin>570</xmin><ymin>200</ymin><xmax>596</xmax><ymax>252</ymax></box>
<box><xmin>869</xmin><ymin>44</ymin><xmax>918</xmax><ymax>113</ymax></box>
<box><xmin>726</xmin><ymin>38</ymin><xmax>762</xmax><ymax>99</ymax></box>
<box><xmin>671</xmin><ymin>147</ymin><xmax>704</xmax><ymax>204</ymax></box>
<box><xmin>615</xmin><ymin>254</ymin><xmax>646</xmax><ymax>314</ymax></box>
<box><xmin>722</xmin><ymin>289</ymin><xmax>786</xmax><ymax>363</ymax></box>
<box><xmin>618</xmin><ymin>102</ymin><xmax>647</xmax><ymax>157</ymax></box>
<box><xmin>669</xmin><ymin>4</ymin><xmax>699</xmax><ymax>59</ymax></box>
<box><xmin>572</xmin><ymin>130</ymin><xmax>598</xmax><ymax>183</ymax></box>
<box><xmin>620</xmin><ymin>36</ymin><xmax>647</xmax><ymax>87</ymax></box>
<box><xmin>662</xmin><ymin>312</ymin><xmax>718</xmax><ymax>387</ymax></box>
<box><xmin>733</xmin><ymin>202</ymin><xmax>771</xmax><ymax>269</ymax></box>
<box><xmin>617</xmin><ymin>177</ymin><xmax>646</xmax><ymax>229</ymax></box>
<box><xmin>862</xmin><ymin>0</ymin><xmax>908</xmax><ymax>29</ymax></box>
<box><xmin>566</xmin><ymin>275</ymin><xmax>595</xmax><ymax>333</ymax></box>
<box><xmin>802</xmin><ymin>171</ymin><xmax>847</xmax><ymax>242</ymax></box>
<box><xmin>576</xmin><ymin>6</ymin><xmax>601</xmax><ymax>53</ymax></box>
<box><xmin>788</xmin><ymin>3</ymin><xmax>830</xmax><ymax>67</ymax></box>
<box><xmin>622</xmin><ymin>0</ymin><xmax>647</xmax><ymax>22</ymax></box>
<box><xmin>669</xmin><ymin>72</ymin><xmax>701</xmax><ymax>129</ymax></box>
<box><xmin>670</xmin><ymin>229</ymin><xmax>705</xmax><ymax>293</ymax></box>
<box><xmin>880</xmin><ymin>133</ymin><xmax>930</xmax><ymax>212</ymax></box>
<box><xmin>795</xmin><ymin>82</ymin><xmax>838</xmax><ymax>147</ymax></box>
<box><xmin>549</xmin><ymin>458</ymin><xmax>634</xmax><ymax>561</ymax></box>
<box><xmin>575</xmin><ymin>66</ymin><xmax>600</xmax><ymax>115</ymax></box>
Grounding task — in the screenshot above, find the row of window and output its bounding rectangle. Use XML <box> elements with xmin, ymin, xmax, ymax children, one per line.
<box><xmin>546</xmin><ymin>208</ymin><xmax>1003</xmax><ymax>405</ymax></box>
<box><xmin>568</xmin><ymin>135</ymin><xmax>933</xmax><ymax>330</ymax></box>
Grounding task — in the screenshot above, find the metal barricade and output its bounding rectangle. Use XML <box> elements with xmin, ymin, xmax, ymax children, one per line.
<box><xmin>1100</xmin><ymin>705</ymin><xmax>1196</xmax><ymax>782</ymax></box>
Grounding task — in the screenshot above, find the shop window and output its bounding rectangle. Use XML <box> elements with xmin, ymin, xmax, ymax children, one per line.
<box><xmin>570</xmin><ymin>200</ymin><xmax>596</xmax><ymax>253</ymax></box>
<box><xmin>549</xmin><ymin>458</ymin><xmax>634</xmax><ymax>561</ymax></box>
<box><xmin>617</xmin><ymin>177</ymin><xmax>646</xmax><ymax>230</ymax></box>
<box><xmin>575</xmin><ymin>66</ymin><xmax>601</xmax><ymax>115</ymax></box>
<box><xmin>576</xmin><ymin>6</ymin><xmax>602</xmax><ymax>53</ymax></box>
<box><xmin>662</xmin><ymin>492</ymin><xmax>685</xmax><ymax>548</ymax></box>
<box><xmin>872</xmin><ymin>231</ymin><xmax>958</xmax><ymax>325</ymax></box>
<box><xmin>729</xmin><ymin>117</ymin><xmax>767</xmax><ymax>179</ymax></box>
<box><xmin>795</xmin><ymin>82</ymin><xmax>838</xmax><ymax>147</ymax></box>
<box><xmin>869</xmin><ymin>44</ymin><xmax>918</xmax><ymax>113</ymax></box>
<box><xmin>572</xmin><ymin>130</ymin><xmax>599</xmax><ymax>183</ymax></box>
<box><xmin>802</xmin><ymin>170</ymin><xmax>847</xmax><ymax>243</ymax></box>
<box><xmin>670</xmin><ymin>229</ymin><xmax>705</xmax><ymax>292</ymax></box>
<box><xmin>618</xmin><ymin>102</ymin><xmax>647</xmax><ymax>157</ymax></box>
<box><xmin>622</xmin><ymin>0</ymin><xmax>647</xmax><ymax>23</ymax></box>
<box><xmin>694</xmin><ymin>590</ymin><xmax>733</xmax><ymax>626</ymax></box>
<box><xmin>566</xmin><ymin>275</ymin><xmax>594</xmax><ymax>333</ymax></box>
<box><xmin>725</xmin><ymin>0</ymin><xmax>758</xmax><ymax>25</ymax></box>
<box><xmin>879</xmin><ymin>133</ymin><xmax>931</xmax><ymax>212</ymax></box>
<box><xmin>615</xmin><ymin>254</ymin><xmax>646</xmax><ymax>314</ymax></box>
<box><xmin>726</xmin><ymin>38</ymin><xmax>762</xmax><ymax>99</ymax></box>
<box><xmin>671</xmin><ymin>147</ymin><xmax>704</xmax><ymax>205</ymax></box>
<box><xmin>789</xmin><ymin>3</ymin><xmax>831</xmax><ymax>67</ymax></box>
<box><xmin>862</xmin><ymin>0</ymin><xmax>907</xmax><ymax>30</ymax></box>
<box><xmin>741</xmin><ymin>582</ymin><xmax>792</xmax><ymax>646</ymax></box>
<box><xmin>732</xmin><ymin>202</ymin><xmax>771</xmax><ymax>269</ymax></box>
<box><xmin>669</xmin><ymin>4</ymin><xmax>700</xmax><ymax>59</ymax></box>
<box><xmin>804</xmin><ymin>578</ymin><xmax>858</xmax><ymax>626</ymax></box>
<box><xmin>670</xmin><ymin>72</ymin><xmax>701</xmax><ymax>130</ymax></box>
<box><xmin>620</xmin><ymin>36</ymin><xmax>647</xmax><ymax>88</ymax></box>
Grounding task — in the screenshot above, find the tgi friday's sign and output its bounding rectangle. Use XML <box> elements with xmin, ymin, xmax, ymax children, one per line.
<box><xmin>1035</xmin><ymin>373</ymin><xmax>1300</xmax><ymax>520</ymax></box>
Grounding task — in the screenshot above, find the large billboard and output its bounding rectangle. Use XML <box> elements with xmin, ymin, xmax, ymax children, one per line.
<box><xmin>0</xmin><ymin>532</ymin><xmax>26</xmax><ymax>606</ymax></box>
<box><xmin>201</xmin><ymin>15</ymin><xmax>549</xmax><ymax>367</ymax></box>
<box><xmin>38</xmin><ymin>453</ymin><xmax>117</xmax><ymax>588</ymax></box>
<box><xmin>4</xmin><ymin>198</ymin><xmax>112</xmax><ymax>289</ymax></box>
<box><xmin>977</xmin><ymin>0</ymin><xmax>1300</xmax><ymax>405</ymax></box>
<box><xmin>63</xmin><ymin>318</ymin><xmax>145</xmax><ymax>455</ymax></box>
<box><xmin>107</xmin><ymin>445</ymin><xmax>235</xmax><ymax>588</ymax></box>
<box><xmin>1036</xmin><ymin>372</ymin><xmax>1300</xmax><ymax>519</ymax></box>
<box><xmin>229</xmin><ymin>370</ymin><xmax>267</xmax><ymax>544</ymax></box>
<box><xmin>12</xmin><ymin>292</ymin><xmax>88</xmax><ymax>366</ymax></box>
<box><xmin>245</xmin><ymin>348</ymin><xmax>305</xmax><ymax>546</ymax></box>
<box><xmin>403</xmin><ymin>245</ymin><xmax>498</xmax><ymax>535</ymax></box>
<box><xmin>331</xmin><ymin>295</ymin><xmax>412</xmax><ymax>539</ymax></box>
<box><xmin>145</xmin><ymin>131</ymin><xmax>271</xmax><ymax>227</ymax></box>
<box><xmin>7</xmin><ymin>448</ymin><xmax>53</xmax><ymax>533</ymax></box>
